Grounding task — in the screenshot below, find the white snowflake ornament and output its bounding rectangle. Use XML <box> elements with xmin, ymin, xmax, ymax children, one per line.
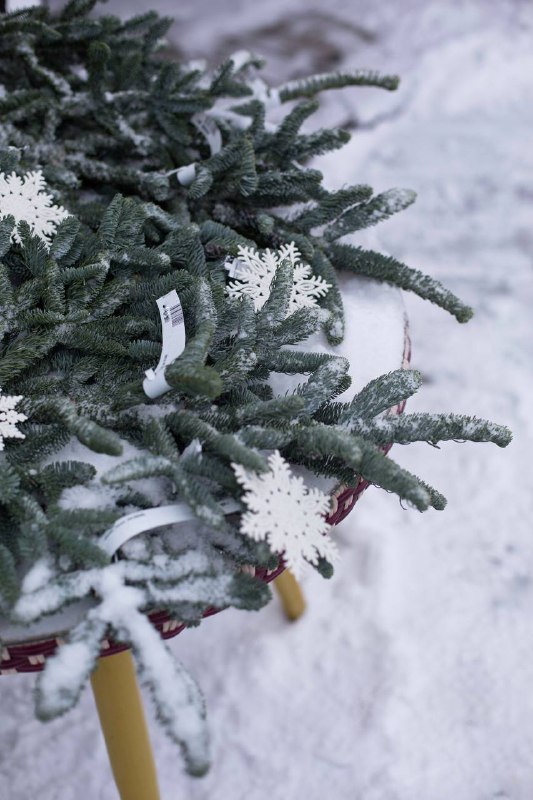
<box><xmin>232</xmin><ymin>451</ymin><xmax>337</xmax><ymax>578</ymax></box>
<box><xmin>0</xmin><ymin>387</ymin><xmax>26</xmax><ymax>450</ymax></box>
<box><xmin>225</xmin><ymin>242</ymin><xmax>331</xmax><ymax>314</ymax></box>
<box><xmin>0</xmin><ymin>170</ymin><xmax>70</xmax><ymax>246</ymax></box>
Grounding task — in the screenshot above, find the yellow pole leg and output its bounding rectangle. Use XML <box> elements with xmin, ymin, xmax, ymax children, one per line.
<box><xmin>274</xmin><ymin>570</ymin><xmax>306</xmax><ymax>621</ymax></box>
<box><xmin>90</xmin><ymin>650</ymin><xmax>160</xmax><ymax>800</ymax></box>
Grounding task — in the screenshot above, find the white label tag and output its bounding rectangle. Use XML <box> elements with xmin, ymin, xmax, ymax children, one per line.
<box><xmin>99</xmin><ymin>499</ymin><xmax>240</xmax><ymax>557</ymax></box>
<box><xmin>224</xmin><ymin>257</ymin><xmax>248</xmax><ymax>280</ymax></box>
<box><xmin>143</xmin><ymin>290</ymin><xmax>186</xmax><ymax>399</ymax></box>
<box><xmin>176</xmin><ymin>164</ymin><xmax>197</xmax><ymax>186</ymax></box>
<box><xmin>192</xmin><ymin>113</ymin><xmax>222</xmax><ymax>155</ymax></box>
<box><xmin>181</xmin><ymin>438</ymin><xmax>202</xmax><ymax>458</ymax></box>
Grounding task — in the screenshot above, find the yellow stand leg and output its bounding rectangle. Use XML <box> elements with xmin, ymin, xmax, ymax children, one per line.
<box><xmin>274</xmin><ymin>570</ymin><xmax>306</xmax><ymax>621</ymax></box>
<box><xmin>90</xmin><ymin>650</ymin><xmax>160</xmax><ymax>800</ymax></box>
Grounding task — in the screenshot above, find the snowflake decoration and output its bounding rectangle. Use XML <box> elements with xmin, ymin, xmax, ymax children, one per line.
<box><xmin>0</xmin><ymin>170</ymin><xmax>70</xmax><ymax>246</ymax></box>
<box><xmin>225</xmin><ymin>242</ymin><xmax>331</xmax><ymax>314</ymax></box>
<box><xmin>0</xmin><ymin>387</ymin><xmax>26</xmax><ymax>451</ymax></box>
<box><xmin>232</xmin><ymin>451</ymin><xmax>338</xmax><ymax>578</ymax></box>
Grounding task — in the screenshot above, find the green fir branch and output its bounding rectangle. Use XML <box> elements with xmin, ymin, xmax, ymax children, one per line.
<box><xmin>330</xmin><ymin>243</ymin><xmax>474</xmax><ymax>322</ymax></box>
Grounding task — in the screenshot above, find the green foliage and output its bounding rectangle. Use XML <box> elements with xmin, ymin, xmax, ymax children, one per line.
<box><xmin>0</xmin><ymin>543</ymin><xmax>19</xmax><ymax>607</ymax></box>
<box><xmin>0</xmin><ymin>3</ymin><xmax>506</xmax><ymax>580</ymax></box>
<box><xmin>0</xmin><ymin>0</ymin><xmax>511</xmax><ymax>777</ymax></box>
<box><xmin>277</xmin><ymin>69</ymin><xmax>400</xmax><ymax>101</ymax></box>
<box><xmin>0</xmin><ymin>0</ymin><xmax>469</xmax><ymax>333</ymax></box>
<box><xmin>330</xmin><ymin>243</ymin><xmax>474</xmax><ymax>323</ymax></box>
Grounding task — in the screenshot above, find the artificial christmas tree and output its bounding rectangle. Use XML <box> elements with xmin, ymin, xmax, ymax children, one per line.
<box><xmin>0</xmin><ymin>0</ymin><xmax>511</xmax><ymax>788</ymax></box>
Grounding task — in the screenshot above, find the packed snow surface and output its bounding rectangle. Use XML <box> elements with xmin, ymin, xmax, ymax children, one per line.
<box><xmin>1</xmin><ymin>1</ymin><xmax>532</xmax><ymax>798</ymax></box>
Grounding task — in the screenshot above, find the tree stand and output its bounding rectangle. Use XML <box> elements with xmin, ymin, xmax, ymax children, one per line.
<box><xmin>91</xmin><ymin>650</ymin><xmax>160</xmax><ymax>800</ymax></box>
<box><xmin>274</xmin><ymin>571</ymin><xmax>306</xmax><ymax>621</ymax></box>
<box><xmin>88</xmin><ymin>578</ymin><xmax>304</xmax><ymax>800</ymax></box>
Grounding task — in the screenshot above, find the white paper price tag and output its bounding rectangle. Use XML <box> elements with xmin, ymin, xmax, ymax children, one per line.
<box><xmin>191</xmin><ymin>113</ymin><xmax>222</xmax><ymax>156</ymax></box>
<box><xmin>224</xmin><ymin>257</ymin><xmax>248</xmax><ymax>280</ymax></box>
<box><xmin>176</xmin><ymin>164</ymin><xmax>197</xmax><ymax>186</ymax></box>
<box><xmin>143</xmin><ymin>290</ymin><xmax>186</xmax><ymax>399</ymax></box>
<box><xmin>99</xmin><ymin>499</ymin><xmax>240</xmax><ymax>557</ymax></box>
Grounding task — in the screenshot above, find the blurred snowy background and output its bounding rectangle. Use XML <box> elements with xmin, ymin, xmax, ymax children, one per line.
<box><xmin>1</xmin><ymin>0</ymin><xmax>532</xmax><ymax>798</ymax></box>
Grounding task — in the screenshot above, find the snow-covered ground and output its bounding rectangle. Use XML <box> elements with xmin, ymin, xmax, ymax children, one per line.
<box><xmin>1</xmin><ymin>1</ymin><xmax>532</xmax><ymax>798</ymax></box>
